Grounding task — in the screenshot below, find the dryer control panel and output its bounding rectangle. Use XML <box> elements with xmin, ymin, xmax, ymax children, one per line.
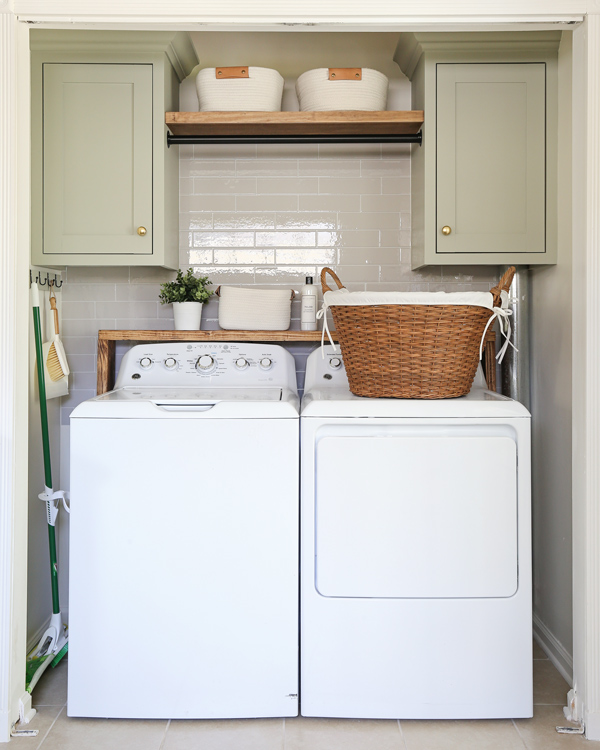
<box><xmin>304</xmin><ymin>345</ymin><xmax>349</xmax><ymax>392</ymax></box>
<box><xmin>114</xmin><ymin>342</ymin><xmax>297</xmax><ymax>391</ymax></box>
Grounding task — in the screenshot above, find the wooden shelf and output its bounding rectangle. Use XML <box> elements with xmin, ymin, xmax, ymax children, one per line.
<box><xmin>165</xmin><ymin>110</ymin><xmax>424</xmax><ymax>137</ymax></box>
<box><xmin>96</xmin><ymin>329</ymin><xmax>334</xmax><ymax>394</ymax></box>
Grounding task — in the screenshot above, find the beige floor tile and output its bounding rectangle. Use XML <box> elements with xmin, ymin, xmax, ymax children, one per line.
<box><xmin>285</xmin><ymin>717</ymin><xmax>404</xmax><ymax>750</ymax></box>
<box><xmin>533</xmin><ymin>661</ymin><xmax>570</xmax><ymax>705</ymax></box>
<box><xmin>31</xmin><ymin>657</ymin><xmax>68</xmax><ymax>706</ymax></box>
<box><xmin>164</xmin><ymin>718</ymin><xmax>284</xmax><ymax>750</ymax></box>
<box><xmin>38</xmin><ymin>712</ymin><xmax>168</xmax><ymax>750</ymax></box>
<box><xmin>514</xmin><ymin>705</ymin><xmax>588</xmax><ymax>749</ymax></box>
<box><xmin>13</xmin><ymin>705</ymin><xmax>63</xmax><ymax>748</ymax></box>
<box><xmin>400</xmin><ymin>719</ymin><xmax>526</xmax><ymax>750</ymax></box>
<box><xmin>533</xmin><ymin>640</ymin><xmax>548</xmax><ymax>660</ymax></box>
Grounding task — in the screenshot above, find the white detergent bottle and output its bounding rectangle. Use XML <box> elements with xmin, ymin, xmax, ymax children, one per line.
<box><xmin>301</xmin><ymin>276</ymin><xmax>317</xmax><ymax>331</ymax></box>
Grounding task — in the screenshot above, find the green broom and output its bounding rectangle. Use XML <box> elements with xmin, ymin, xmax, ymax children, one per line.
<box><xmin>26</xmin><ymin>282</ymin><xmax>69</xmax><ymax>694</ymax></box>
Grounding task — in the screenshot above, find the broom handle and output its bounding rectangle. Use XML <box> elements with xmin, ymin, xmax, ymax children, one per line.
<box><xmin>32</xmin><ymin>283</ymin><xmax>61</xmax><ymax>616</ymax></box>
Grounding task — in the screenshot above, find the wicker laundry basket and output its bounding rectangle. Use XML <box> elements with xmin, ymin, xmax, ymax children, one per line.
<box><xmin>320</xmin><ymin>266</ymin><xmax>516</xmax><ymax>399</ymax></box>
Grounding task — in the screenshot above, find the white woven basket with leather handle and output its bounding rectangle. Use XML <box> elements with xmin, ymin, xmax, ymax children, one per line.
<box><xmin>296</xmin><ymin>67</ymin><xmax>388</xmax><ymax>112</ymax></box>
<box><xmin>217</xmin><ymin>286</ymin><xmax>295</xmax><ymax>331</ymax></box>
<box><xmin>196</xmin><ymin>66</ymin><xmax>284</xmax><ymax>112</ymax></box>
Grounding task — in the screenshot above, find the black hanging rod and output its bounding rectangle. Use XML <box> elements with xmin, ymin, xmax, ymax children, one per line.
<box><xmin>167</xmin><ymin>132</ymin><xmax>422</xmax><ymax>147</ymax></box>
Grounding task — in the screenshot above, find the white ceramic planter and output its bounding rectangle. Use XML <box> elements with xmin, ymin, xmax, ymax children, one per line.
<box><xmin>173</xmin><ymin>302</ymin><xmax>203</xmax><ymax>330</ymax></box>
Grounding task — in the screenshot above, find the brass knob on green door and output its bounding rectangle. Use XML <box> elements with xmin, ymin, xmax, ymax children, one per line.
<box><xmin>137</xmin><ymin>226</ymin><xmax>147</xmax><ymax>236</ymax></box>
<box><xmin>441</xmin><ymin>226</ymin><xmax>452</xmax><ymax>236</ymax></box>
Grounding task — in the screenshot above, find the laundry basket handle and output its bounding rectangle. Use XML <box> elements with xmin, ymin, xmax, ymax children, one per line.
<box><xmin>489</xmin><ymin>266</ymin><xmax>516</xmax><ymax>306</ymax></box>
<box><xmin>321</xmin><ymin>267</ymin><xmax>346</xmax><ymax>294</ymax></box>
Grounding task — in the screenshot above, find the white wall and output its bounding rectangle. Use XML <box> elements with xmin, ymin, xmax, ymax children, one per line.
<box><xmin>529</xmin><ymin>31</ymin><xmax>573</xmax><ymax>681</ymax></box>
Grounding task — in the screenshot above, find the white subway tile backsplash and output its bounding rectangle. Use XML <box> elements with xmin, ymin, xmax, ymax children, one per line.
<box><xmin>193</xmin><ymin>231</ymin><xmax>255</xmax><ymax>247</ymax></box>
<box><xmin>95</xmin><ymin>301</ymin><xmax>158</xmax><ymax>319</ymax></box>
<box><xmin>62</xmin><ymin>283</ymin><xmax>116</xmax><ymax>302</ymax></box>
<box><xmin>382</xmin><ymin>177</ymin><xmax>411</xmax><ymax>195</ymax></box>
<box><xmin>236</xmin><ymin>195</ymin><xmax>298</xmax><ymax>212</ymax></box>
<box><xmin>62</xmin><ymin>337</ymin><xmax>97</xmax><ymax>356</ymax></box>
<box><xmin>256</xmin><ymin>231</ymin><xmax>316</xmax><ymax>247</ymax></box>
<box><xmin>181</xmin><ymin>214</ymin><xmax>213</xmax><ymax>230</ymax></box>
<box><xmin>361</xmin><ymin>159</ymin><xmax>410</xmax><ymax>177</ymax></box>
<box><xmin>256</xmin><ymin>177</ymin><xmax>319</xmax><ymax>195</ymax></box>
<box><xmin>299</xmin><ymin>160</ymin><xmax>361</xmax><ymax>177</ymax></box>
<box><xmin>65</xmin><ymin>267</ymin><xmax>130</xmax><ymax>284</ymax></box>
<box><xmin>214</xmin><ymin>213</ymin><xmax>276</xmax><ymax>229</ymax></box>
<box><xmin>299</xmin><ymin>195</ymin><xmax>360</xmax><ymax>212</ymax></box>
<box><xmin>181</xmin><ymin>160</ymin><xmax>236</xmax><ymax>178</ymax></box>
<box><xmin>361</xmin><ymin>194</ymin><xmax>410</xmax><ymax>213</ymax></box>
<box><xmin>275</xmin><ymin>212</ymin><xmax>336</xmax><ymax>230</ymax></box>
<box><xmin>338</xmin><ymin>212</ymin><xmax>399</xmax><ymax>230</ymax></box>
<box><xmin>116</xmin><ymin>284</ymin><xmax>162</xmax><ymax>301</ymax></box>
<box><xmin>318</xmin><ymin>177</ymin><xmax>381</xmax><ymax>195</ymax></box>
<box><xmin>193</xmin><ymin>177</ymin><xmax>257</xmax><ymax>194</ymax></box>
<box><xmin>317</xmin><ymin>230</ymin><xmax>379</xmax><ymax>248</ymax></box>
<box><xmin>213</xmin><ymin>249</ymin><xmax>275</xmax><ymax>265</ymax></box>
<box><xmin>236</xmin><ymin>160</ymin><xmax>299</xmax><ymax>177</ymax></box>
<box><xmin>62</xmin><ymin>301</ymin><xmax>96</xmax><ymax>320</ymax></box>
<box><xmin>181</xmin><ymin>194</ymin><xmax>236</xmax><ymax>213</ymax></box>
<box><xmin>275</xmin><ymin>248</ymin><xmax>337</xmax><ymax>265</ymax></box>
<box><xmin>188</xmin><ymin>250</ymin><xmax>213</xmax><ymax>264</ymax></box>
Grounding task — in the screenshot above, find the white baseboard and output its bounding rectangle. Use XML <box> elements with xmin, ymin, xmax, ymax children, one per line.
<box><xmin>533</xmin><ymin>612</ymin><xmax>573</xmax><ymax>685</ymax></box>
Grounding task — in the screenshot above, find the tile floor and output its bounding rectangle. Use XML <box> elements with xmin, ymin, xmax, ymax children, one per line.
<box><xmin>18</xmin><ymin>643</ymin><xmax>589</xmax><ymax>749</ymax></box>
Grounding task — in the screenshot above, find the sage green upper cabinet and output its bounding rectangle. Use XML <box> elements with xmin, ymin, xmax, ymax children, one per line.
<box><xmin>31</xmin><ymin>31</ymin><xmax>199</xmax><ymax>268</ymax></box>
<box><xmin>395</xmin><ymin>32</ymin><xmax>560</xmax><ymax>268</ymax></box>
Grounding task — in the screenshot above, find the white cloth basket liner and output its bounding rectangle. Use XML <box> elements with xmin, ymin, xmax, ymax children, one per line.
<box><xmin>295</xmin><ymin>68</ymin><xmax>388</xmax><ymax>112</ymax></box>
<box><xmin>323</xmin><ymin>289</ymin><xmax>495</xmax><ymax>309</ymax></box>
<box><xmin>196</xmin><ymin>67</ymin><xmax>284</xmax><ymax>112</ymax></box>
<box><xmin>218</xmin><ymin>286</ymin><xmax>294</xmax><ymax>331</ymax></box>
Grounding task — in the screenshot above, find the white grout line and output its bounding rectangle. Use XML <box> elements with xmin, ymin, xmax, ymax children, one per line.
<box><xmin>36</xmin><ymin>704</ymin><xmax>65</xmax><ymax>750</ymax></box>
<box><xmin>511</xmin><ymin>717</ymin><xmax>531</xmax><ymax>750</ymax></box>
<box><xmin>157</xmin><ymin>718</ymin><xmax>171</xmax><ymax>750</ymax></box>
<box><xmin>397</xmin><ymin>719</ymin><xmax>409</xmax><ymax>749</ymax></box>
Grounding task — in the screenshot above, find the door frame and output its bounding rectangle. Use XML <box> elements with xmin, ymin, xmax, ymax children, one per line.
<box><xmin>1</xmin><ymin>1</ymin><xmax>598</xmax><ymax>741</ymax></box>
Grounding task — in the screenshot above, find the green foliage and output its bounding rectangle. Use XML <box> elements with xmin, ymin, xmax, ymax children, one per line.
<box><xmin>159</xmin><ymin>269</ymin><xmax>214</xmax><ymax>305</ymax></box>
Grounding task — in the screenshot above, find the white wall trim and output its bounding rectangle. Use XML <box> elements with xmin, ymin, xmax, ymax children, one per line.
<box><xmin>0</xmin><ymin>7</ymin><xmax>21</xmax><ymax>744</ymax></box>
<box><xmin>533</xmin><ymin>613</ymin><xmax>574</xmax><ymax>685</ymax></box>
<box><xmin>581</xmin><ymin>13</ymin><xmax>600</xmax><ymax>741</ymax></box>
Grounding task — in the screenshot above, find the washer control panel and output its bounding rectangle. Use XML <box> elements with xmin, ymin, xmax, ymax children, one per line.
<box><xmin>114</xmin><ymin>342</ymin><xmax>297</xmax><ymax>390</ymax></box>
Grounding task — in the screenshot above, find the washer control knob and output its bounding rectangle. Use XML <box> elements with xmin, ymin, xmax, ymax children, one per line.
<box><xmin>329</xmin><ymin>357</ymin><xmax>343</xmax><ymax>370</ymax></box>
<box><xmin>139</xmin><ymin>357</ymin><xmax>152</xmax><ymax>369</ymax></box>
<box><xmin>235</xmin><ymin>357</ymin><xmax>249</xmax><ymax>370</ymax></box>
<box><xmin>259</xmin><ymin>358</ymin><xmax>273</xmax><ymax>370</ymax></box>
<box><xmin>196</xmin><ymin>355</ymin><xmax>215</xmax><ymax>371</ymax></box>
<box><xmin>164</xmin><ymin>357</ymin><xmax>178</xmax><ymax>370</ymax></box>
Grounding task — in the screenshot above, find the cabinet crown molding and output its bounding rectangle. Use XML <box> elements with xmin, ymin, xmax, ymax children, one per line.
<box><xmin>30</xmin><ymin>30</ymin><xmax>199</xmax><ymax>80</ymax></box>
<box><xmin>395</xmin><ymin>30</ymin><xmax>562</xmax><ymax>79</ymax></box>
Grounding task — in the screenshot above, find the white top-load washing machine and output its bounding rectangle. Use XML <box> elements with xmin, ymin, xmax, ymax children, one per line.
<box><xmin>301</xmin><ymin>346</ymin><xmax>532</xmax><ymax>720</ymax></box>
<box><xmin>69</xmin><ymin>342</ymin><xmax>299</xmax><ymax>719</ymax></box>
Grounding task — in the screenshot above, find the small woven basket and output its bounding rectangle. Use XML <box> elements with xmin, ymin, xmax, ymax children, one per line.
<box><xmin>321</xmin><ymin>266</ymin><xmax>516</xmax><ymax>399</ymax></box>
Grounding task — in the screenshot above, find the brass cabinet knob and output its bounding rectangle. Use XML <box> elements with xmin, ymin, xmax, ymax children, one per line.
<box><xmin>441</xmin><ymin>226</ymin><xmax>452</xmax><ymax>236</ymax></box>
<box><xmin>137</xmin><ymin>226</ymin><xmax>147</xmax><ymax>236</ymax></box>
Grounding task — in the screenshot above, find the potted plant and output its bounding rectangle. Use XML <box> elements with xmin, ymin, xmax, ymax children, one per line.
<box><xmin>159</xmin><ymin>269</ymin><xmax>214</xmax><ymax>330</ymax></box>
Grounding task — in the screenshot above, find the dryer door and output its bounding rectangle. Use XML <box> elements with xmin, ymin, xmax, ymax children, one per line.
<box><xmin>315</xmin><ymin>433</ymin><xmax>518</xmax><ymax>599</ymax></box>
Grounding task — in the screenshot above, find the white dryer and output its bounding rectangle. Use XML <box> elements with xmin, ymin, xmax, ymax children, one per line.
<box><xmin>300</xmin><ymin>346</ymin><xmax>532</xmax><ymax>720</ymax></box>
<box><xmin>69</xmin><ymin>342</ymin><xmax>299</xmax><ymax>719</ymax></box>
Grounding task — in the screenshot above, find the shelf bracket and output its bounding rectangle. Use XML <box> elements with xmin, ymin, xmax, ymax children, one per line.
<box><xmin>167</xmin><ymin>132</ymin><xmax>422</xmax><ymax>148</ymax></box>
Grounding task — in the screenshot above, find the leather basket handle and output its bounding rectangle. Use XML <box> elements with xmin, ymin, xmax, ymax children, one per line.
<box><xmin>328</xmin><ymin>68</ymin><xmax>362</xmax><ymax>80</ymax></box>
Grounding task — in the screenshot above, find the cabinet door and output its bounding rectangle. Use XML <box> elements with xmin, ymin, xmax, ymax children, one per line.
<box><xmin>436</xmin><ymin>63</ymin><xmax>546</xmax><ymax>256</ymax></box>
<box><xmin>43</xmin><ymin>63</ymin><xmax>153</xmax><ymax>257</ymax></box>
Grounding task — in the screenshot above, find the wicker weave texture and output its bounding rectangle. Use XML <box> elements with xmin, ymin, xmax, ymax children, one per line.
<box><xmin>321</xmin><ymin>266</ymin><xmax>515</xmax><ymax>399</ymax></box>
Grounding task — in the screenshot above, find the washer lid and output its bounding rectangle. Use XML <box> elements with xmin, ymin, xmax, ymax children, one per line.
<box><xmin>71</xmin><ymin>387</ymin><xmax>299</xmax><ymax>419</ymax></box>
<box><xmin>301</xmin><ymin>386</ymin><xmax>530</xmax><ymax>418</ymax></box>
